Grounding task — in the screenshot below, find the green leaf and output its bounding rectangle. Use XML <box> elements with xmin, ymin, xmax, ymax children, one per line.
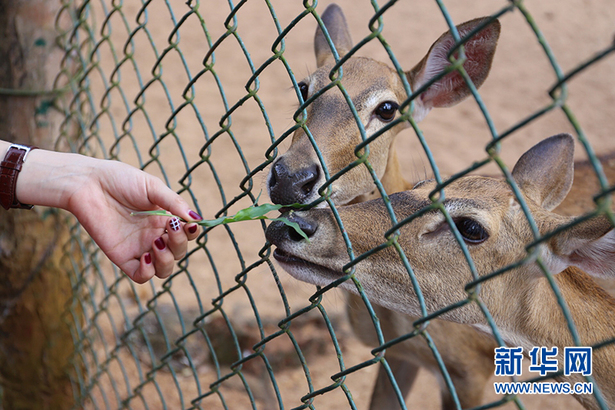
<box><xmin>270</xmin><ymin>216</ymin><xmax>310</xmax><ymax>242</ymax></box>
<box><xmin>131</xmin><ymin>202</ymin><xmax>312</xmax><ymax>242</ymax></box>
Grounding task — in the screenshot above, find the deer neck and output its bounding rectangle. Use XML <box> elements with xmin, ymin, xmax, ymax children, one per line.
<box><xmin>501</xmin><ymin>267</ymin><xmax>615</xmax><ymax>347</ymax></box>
<box><xmin>350</xmin><ymin>140</ymin><xmax>410</xmax><ymax>204</ymax></box>
<box><xmin>491</xmin><ymin>267</ymin><xmax>615</xmax><ymax>406</ymax></box>
<box><xmin>380</xmin><ymin>147</ymin><xmax>412</xmax><ymax>193</ymax></box>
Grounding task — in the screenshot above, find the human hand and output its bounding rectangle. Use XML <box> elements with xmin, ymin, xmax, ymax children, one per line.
<box><xmin>67</xmin><ymin>159</ymin><xmax>202</xmax><ymax>283</ymax></box>
<box><xmin>14</xmin><ymin>148</ymin><xmax>201</xmax><ymax>283</ymax></box>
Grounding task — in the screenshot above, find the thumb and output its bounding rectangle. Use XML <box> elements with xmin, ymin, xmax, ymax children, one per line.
<box><xmin>145</xmin><ymin>176</ymin><xmax>202</xmax><ymax>222</ymax></box>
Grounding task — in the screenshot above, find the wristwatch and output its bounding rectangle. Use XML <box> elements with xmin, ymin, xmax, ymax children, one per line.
<box><xmin>0</xmin><ymin>143</ymin><xmax>38</xmax><ymax>210</ymax></box>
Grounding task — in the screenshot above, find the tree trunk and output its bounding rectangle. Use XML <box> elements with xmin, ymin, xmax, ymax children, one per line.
<box><xmin>0</xmin><ymin>1</ymin><xmax>79</xmax><ymax>408</ymax></box>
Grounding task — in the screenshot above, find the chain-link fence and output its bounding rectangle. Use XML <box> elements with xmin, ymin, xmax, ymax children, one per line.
<box><xmin>46</xmin><ymin>0</ymin><xmax>615</xmax><ymax>409</ymax></box>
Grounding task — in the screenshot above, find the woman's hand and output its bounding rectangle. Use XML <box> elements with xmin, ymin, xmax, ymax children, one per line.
<box><xmin>66</xmin><ymin>159</ymin><xmax>202</xmax><ymax>283</ymax></box>
<box><xmin>11</xmin><ymin>145</ymin><xmax>201</xmax><ymax>283</ymax></box>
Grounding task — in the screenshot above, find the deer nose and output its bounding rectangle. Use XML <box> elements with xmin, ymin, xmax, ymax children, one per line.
<box><xmin>266</xmin><ymin>213</ymin><xmax>318</xmax><ymax>244</ymax></box>
<box><xmin>268</xmin><ymin>158</ymin><xmax>320</xmax><ymax>205</ymax></box>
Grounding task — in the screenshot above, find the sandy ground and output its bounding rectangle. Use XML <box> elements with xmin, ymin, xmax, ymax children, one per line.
<box><xmin>74</xmin><ymin>0</ymin><xmax>615</xmax><ymax>409</ymax></box>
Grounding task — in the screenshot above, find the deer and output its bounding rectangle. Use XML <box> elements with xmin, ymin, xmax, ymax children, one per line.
<box><xmin>267</xmin><ymin>4</ymin><xmax>502</xmax><ymax>409</ymax></box>
<box><xmin>266</xmin><ymin>133</ymin><xmax>615</xmax><ymax>410</ymax></box>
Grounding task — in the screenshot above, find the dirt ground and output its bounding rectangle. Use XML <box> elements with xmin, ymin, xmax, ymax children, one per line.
<box><xmin>78</xmin><ymin>0</ymin><xmax>615</xmax><ymax>409</ymax></box>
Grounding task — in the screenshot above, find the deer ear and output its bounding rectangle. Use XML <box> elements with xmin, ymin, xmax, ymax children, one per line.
<box><xmin>407</xmin><ymin>17</ymin><xmax>500</xmax><ymax>122</ymax></box>
<box><xmin>314</xmin><ymin>4</ymin><xmax>353</xmax><ymax>67</ymax></box>
<box><xmin>546</xmin><ymin>215</ymin><xmax>615</xmax><ymax>278</ymax></box>
<box><xmin>512</xmin><ymin>134</ymin><xmax>575</xmax><ymax>211</ymax></box>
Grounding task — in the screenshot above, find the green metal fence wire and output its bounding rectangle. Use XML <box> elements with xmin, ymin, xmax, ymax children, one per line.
<box><xmin>50</xmin><ymin>0</ymin><xmax>615</xmax><ymax>409</ymax></box>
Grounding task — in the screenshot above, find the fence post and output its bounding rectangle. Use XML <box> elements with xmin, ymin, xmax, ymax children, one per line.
<box><xmin>0</xmin><ymin>0</ymin><xmax>78</xmax><ymax>408</ymax></box>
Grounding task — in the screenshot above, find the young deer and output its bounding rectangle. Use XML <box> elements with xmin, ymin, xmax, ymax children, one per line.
<box><xmin>268</xmin><ymin>4</ymin><xmax>500</xmax><ymax>207</ymax></box>
<box><xmin>268</xmin><ymin>4</ymin><xmax>501</xmax><ymax>409</ymax></box>
<box><xmin>266</xmin><ymin>134</ymin><xmax>615</xmax><ymax>410</ymax></box>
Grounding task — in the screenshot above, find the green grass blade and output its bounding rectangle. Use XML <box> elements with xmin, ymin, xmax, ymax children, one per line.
<box><xmin>131</xmin><ymin>202</ymin><xmax>311</xmax><ymax>241</ymax></box>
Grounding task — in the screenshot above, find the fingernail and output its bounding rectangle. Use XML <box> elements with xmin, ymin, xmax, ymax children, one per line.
<box><xmin>155</xmin><ymin>237</ymin><xmax>166</xmax><ymax>250</ymax></box>
<box><xmin>188</xmin><ymin>210</ymin><xmax>203</xmax><ymax>221</ymax></box>
<box><xmin>170</xmin><ymin>217</ymin><xmax>181</xmax><ymax>232</ymax></box>
<box><xmin>188</xmin><ymin>224</ymin><xmax>197</xmax><ymax>234</ymax></box>
<box><xmin>144</xmin><ymin>253</ymin><xmax>152</xmax><ymax>264</ymax></box>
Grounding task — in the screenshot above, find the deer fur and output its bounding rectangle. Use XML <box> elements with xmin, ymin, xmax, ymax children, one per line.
<box><xmin>267</xmin><ymin>4</ymin><xmax>502</xmax><ymax>409</ymax></box>
<box><xmin>268</xmin><ymin>4</ymin><xmax>500</xmax><ymax>208</ymax></box>
<box><xmin>266</xmin><ymin>134</ymin><xmax>615</xmax><ymax>410</ymax></box>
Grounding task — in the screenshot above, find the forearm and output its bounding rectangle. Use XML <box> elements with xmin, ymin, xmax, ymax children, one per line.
<box><xmin>1</xmin><ymin>140</ymin><xmax>96</xmax><ymax>211</ymax></box>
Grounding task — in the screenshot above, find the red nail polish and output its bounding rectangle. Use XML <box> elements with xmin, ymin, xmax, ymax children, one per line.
<box><xmin>155</xmin><ymin>237</ymin><xmax>166</xmax><ymax>250</ymax></box>
<box><xmin>188</xmin><ymin>224</ymin><xmax>197</xmax><ymax>234</ymax></box>
<box><xmin>188</xmin><ymin>210</ymin><xmax>203</xmax><ymax>221</ymax></box>
<box><xmin>144</xmin><ymin>253</ymin><xmax>152</xmax><ymax>264</ymax></box>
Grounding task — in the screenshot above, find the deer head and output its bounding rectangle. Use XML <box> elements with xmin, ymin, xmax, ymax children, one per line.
<box><xmin>266</xmin><ymin>134</ymin><xmax>615</xmax><ymax>324</ymax></box>
<box><xmin>268</xmin><ymin>4</ymin><xmax>501</xmax><ymax>207</ymax></box>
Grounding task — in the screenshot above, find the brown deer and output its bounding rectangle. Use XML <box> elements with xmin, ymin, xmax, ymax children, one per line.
<box><xmin>266</xmin><ymin>134</ymin><xmax>615</xmax><ymax>410</ymax></box>
<box><xmin>267</xmin><ymin>4</ymin><xmax>502</xmax><ymax>409</ymax></box>
<box><xmin>268</xmin><ymin>4</ymin><xmax>500</xmax><ymax>207</ymax></box>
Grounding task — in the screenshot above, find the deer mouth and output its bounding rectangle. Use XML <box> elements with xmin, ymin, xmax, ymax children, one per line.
<box><xmin>272</xmin><ymin>248</ymin><xmax>345</xmax><ymax>286</ymax></box>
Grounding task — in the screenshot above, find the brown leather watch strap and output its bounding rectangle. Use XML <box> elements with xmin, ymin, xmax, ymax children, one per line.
<box><xmin>0</xmin><ymin>144</ymin><xmax>38</xmax><ymax>210</ymax></box>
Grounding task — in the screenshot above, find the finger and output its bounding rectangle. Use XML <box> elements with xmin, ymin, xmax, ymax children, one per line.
<box><xmin>185</xmin><ymin>222</ymin><xmax>200</xmax><ymax>241</ymax></box>
<box><xmin>146</xmin><ymin>176</ymin><xmax>203</xmax><ymax>222</ymax></box>
<box><xmin>151</xmin><ymin>236</ymin><xmax>175</xmax><ymax>279</ymax></box>
<box><xmin>166</xmin><ymin>217</ymin><xmax>188</xmax><ymax>260</ymax></box>
<box><xmin>127</xmin><ymin>253</ymin><xmax>156</xmax><ymax>284</ymax></box>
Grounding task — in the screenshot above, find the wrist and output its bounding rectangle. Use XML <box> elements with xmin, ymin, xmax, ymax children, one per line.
<box><xmin>14</xmin><ymin>148</ymin><xmax>97</xmax><ymax>211</ymax></box>
<box><xmin>0</xmin><ymin>141</ymin><xmax>9</xmax><ymax>160</ymax></box>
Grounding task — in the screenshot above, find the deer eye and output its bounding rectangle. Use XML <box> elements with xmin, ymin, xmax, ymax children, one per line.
<box><xmin>454</xmin><ymin>217</ymin><xmax>489</xmax><ymax>244</ymax></box>
<box><xmin>374</xmin><ymin>101</ymin><xmax>399</xmax><ymax>122</ymax></box>
<box><xmin>298</xmin><ymin>81</ymin><xmax>309</xmax><ymax>101</ymax></box>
